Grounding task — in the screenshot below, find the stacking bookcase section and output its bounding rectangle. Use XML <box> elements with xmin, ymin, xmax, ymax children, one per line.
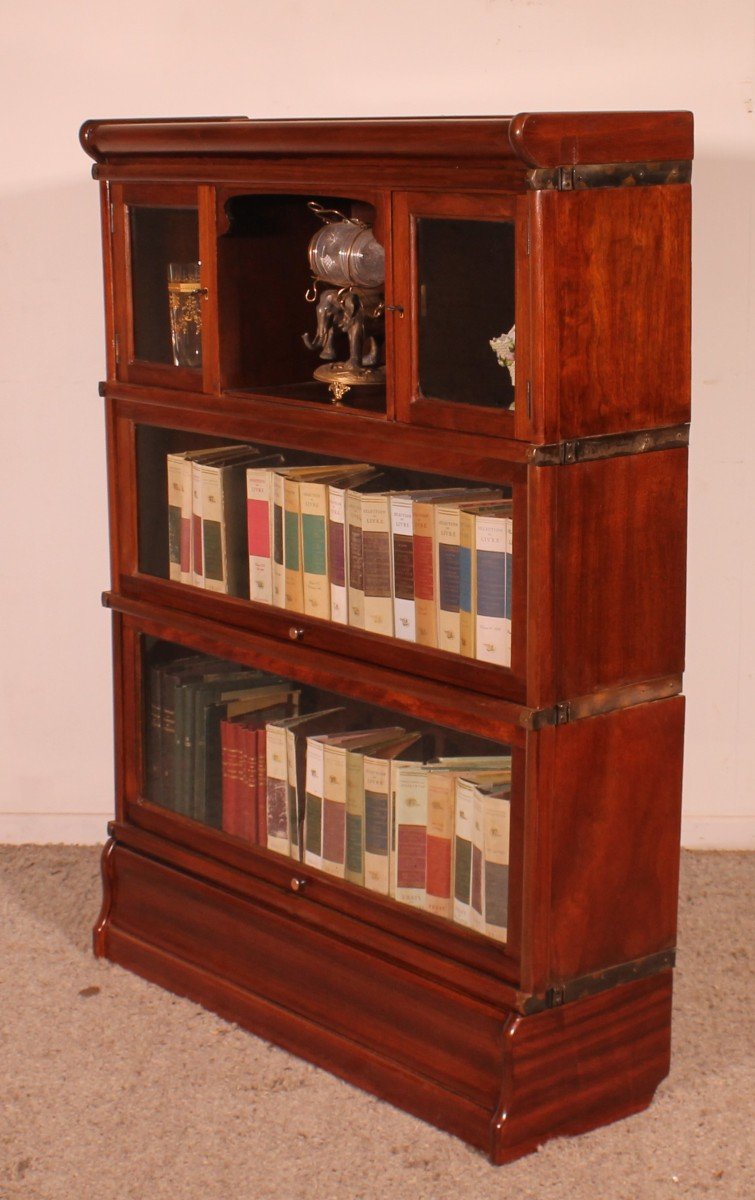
<box><xmin>142</xmin><ymin>635</ymin><xmax>514</xmax><ymax>943</ymax></box>
<box><xmin>83</xmin><ymin>111</ymin><xmax>692</xmax><ymax>1163</ymax></box>
<box><xmin>127</xmin><ymin>419</ymin><xmax>521</xmax><ymax>696</ymax></box>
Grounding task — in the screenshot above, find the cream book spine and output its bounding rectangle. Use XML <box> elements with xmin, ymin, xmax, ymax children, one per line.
<box><xmin>345</xmin><ymin>487</ymin><xmax>365</xmax><ymax>628</ymax></box>
<box><xmin>361</xmin><ymin>493</ymin><xmax>393</xmax><ymax>637</ymax></box>
<box><xmin>363</xmin><ymin>754</ymin><xmax>392</xmax><ymax>894</ymax></box>
<box><xmin>328</xmin><ymin>485</ymin><xmax>348</xmax><ymax>625</ymax></box>
<box><xmin>265</xmin><ymin>723</ymin><xmax>289</xmax><ymax>857</ymax></box>
<box><xmin>475</xmin><ymin>511</ymin><xmax>509</xmax><ymax>667</ymax></box>
<box><xmin>390</xmin><ymin>494</ymin><xmax>416</xmax><ymax>642</ymax></box>
<box><xmin>191</xmin><ymin>460</ymin><xmax>207</xmax><ymax>588</ymax></box>
<box><xmin>300</xmin><ymin>480</ymin><xmax>330</xmax><ymax>621</ymax></box>
<box><xmin>391</xmin><ymin>764</ymin><xmax>428</xmax><ymax>909</ymax></box>
<box><xmin>344</xmin><ymin>748</ymin><xmax>366</xmax><ymax>886</ymax></box>
<box><xmin>166</xmin><ymin>452</ymin><xmax>185</xmax><ymax>582</ymax></box>
<box><xmin>180</xmin><ymin>454</ymin><xmax>196</xmax><ymax>585</ymax></box>
<box><xmin>285</xmin><ymin>727</ymin><xmax>301</xmax><ymax>861</ymax></box>
<box><xmin>425</xmin><ymin>770</ymin><xmax>455</xmax><ymax>919</ymax></box>
<box><xmin>201</xmin><ymin>463</ymin><xmax>226</xmax><ymax>594</ymax></box>
<box><xmin>435</xmin><ymin>504</ymin><xmax>462</xmax><ymax>655</ymax></box>
<box><xmin>283</xmin><ymin>475</ymin><xmax>305</xmax><ymax>613</ymax></box>
<box><xmin>303</xmin><ymin>736</ymin><xmax>326</xmax><ymax>871</ymax></box>
<box><xmin>272</xmin><ymin>471</ymin><xmax>286</xmax><ymax>608</ymax></box>
<box><xmin>321</xmin><ymin>742</ymin><xmax>348</xmax><ymax>878</ymax></box>
<box><xmin>412</xmin><ymin>500</ymin><xmax>437</xmax><ymax>647</ymax></box>
<box><xmin>469</xmin><ymin>783</ymin><xmax>485</xmax><ymax>933</ymax></box>
<box><xmin>453</xmin><ymin>776</ymin><xmax>476</xmax><ymax>927</ymax></box>
<box><xmin>459</xmin><ymin>507</ymin><xmax>476</xmax><ymax>658</ymax></box>
<box><xmin>483</xmin><ymin>790</ymin><xmax>511</xmax><ymax>943</ymax></box>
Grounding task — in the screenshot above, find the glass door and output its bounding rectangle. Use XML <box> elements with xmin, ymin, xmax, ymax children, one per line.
<box><xmin>111</xmin><ymin>184</ymin><xmax>213</xmax><ymax>390</ymax></box>
<box><xmin>392</xmin><ymin>192</ymin><xmax>527</xmax><ymax>439</ymax></box>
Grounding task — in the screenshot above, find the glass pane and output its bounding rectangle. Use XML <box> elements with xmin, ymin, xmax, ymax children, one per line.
<box><xmin>134</xmin><ymin>425</ymin><xmax>514</xmax><ymax>670</ymax></box>
<box><xmin>130</xmin><ymin>206</ymin><xmax>199</xmax><ymax>365</ymax></box>
<box><xmin>142</xmin><ymin>637</ymin><xmax>512</xmax><ymax>943</ymax></box>
<box><xmin>417</xmin><ymin>217</ymin><xmax>515</xmax><ymax>409</ymax></box>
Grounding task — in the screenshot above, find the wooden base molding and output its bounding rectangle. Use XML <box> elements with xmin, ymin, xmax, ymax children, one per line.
<box><xmin>96</xmin><ymin>838</ymin><xmax>672</xmax><ymax>1163</ymax></box>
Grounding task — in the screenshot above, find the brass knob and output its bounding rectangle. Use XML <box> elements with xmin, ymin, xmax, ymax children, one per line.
<box><xmin>289</xmin><ymin>626</ymin><xmax>305</xmax><ymax>641</ymax></box>
<box><xmin>290</xmin><ymin>877</ymin><xmax>308</xmax><ymax>894</ymax></box>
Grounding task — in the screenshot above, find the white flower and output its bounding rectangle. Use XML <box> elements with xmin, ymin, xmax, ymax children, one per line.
<box><xmin>490</xmin><ymin>324</ymin><xmax>516</xmax><ymax>385</ymax></box>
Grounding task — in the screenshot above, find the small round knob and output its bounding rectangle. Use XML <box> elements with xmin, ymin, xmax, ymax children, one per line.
<box><xmin>290</xmin><ymin>877</ymin><xmax>308</xmax><ymax>894</ymax></box>
<box><xmin>289</xmin><ymin>627</ymin><xmax>305</xmax><ymax>641</ymax></box>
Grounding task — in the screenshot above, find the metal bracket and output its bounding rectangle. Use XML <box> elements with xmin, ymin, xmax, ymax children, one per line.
<box><xmin>529</xmin><ymin>424</ymin><xmax>689</xmax><ymax>467</ymax></box>
<box><xmin>525</xmin><ymin>675</ymin><xmax>683</xmax><ymax>731</ymax></box>
<box><xmin>527</xmin><ymin>160</ymin><xmax>692</xmax><ymax>191</ymax></box>
<box><xmin>540</xmin><ymin>950</ymin><xmax>677</xmax><ymax>1011</ymax></box>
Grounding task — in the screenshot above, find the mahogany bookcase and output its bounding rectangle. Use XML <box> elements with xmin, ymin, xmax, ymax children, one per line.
<box><xmin>80</xmin><ymin>111</ymin><xmax>691</xmax><ymax>1164</ymax></box>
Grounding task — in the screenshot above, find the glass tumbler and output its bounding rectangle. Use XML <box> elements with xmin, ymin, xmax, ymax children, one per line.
<box><xmin>167</xmin><ymin>262</ymin><xmax>203</xmax><ymax>368</ymax></box>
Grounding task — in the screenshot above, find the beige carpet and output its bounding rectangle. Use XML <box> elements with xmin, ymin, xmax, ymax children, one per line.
<box><xmin>1</xmin><ymin>847</ymin><xmax>753</xmax><ymax>1199</ymax></box>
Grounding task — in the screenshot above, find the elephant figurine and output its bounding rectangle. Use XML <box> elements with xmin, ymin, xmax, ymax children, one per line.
<box><xmin>303</xmin><ymin>287</ymin><xmax>383</xmax><ymax>373</ymax></box>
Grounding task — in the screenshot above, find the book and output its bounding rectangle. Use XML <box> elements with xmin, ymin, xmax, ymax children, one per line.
<box><xmin>453</xmin><ymin>775</ymin><xmax>476</xmax><ymax>927</ymax></box>
<box><xmin>262</xmin><ymin>465</ymin><xmax>371</xmax><ymax>613</ymax></box>
<box><xmin>328</xmin><ymin>483</ymin><xmax>349</xmax><ymax>625</ymax></box>
<box><xmin>293</xmin><ymin>466</ymin><xmax>375</xmax><ymax>618</ymax></box>
<box><xmin>203</xmin><ymin>452</ymin><xmax>283</xmax><ymax>597</ymax></box>
<box><xmin>346</xmin><ymin>486</ymin><xmax>365</xmax><ymax>628</ymax></box>
<box><xmin>195</xmin><ymin>680</ymin><xmax>293</xmax><ymax>828</ymax></box>
<box><xmin>474</xmin><ymin>501</ymin><xmax>513</xmax><ymax>668</ymax></box>
<box><xmin>300</xmin><ymin>478</ymin><xmax>331</xmax><ymax>620</ymax></box>
<box><xmin>283</xmin><ymin>473</ymin><xmax>306</xmax><ymax>613</ymax></box>
<box><xmin>361</xmin><ymin>493</ymin><xmax>394</xmax><ymax>637</ymax></box>
<box><xmin>435</xmin><ymin>503</ymin><xmax>463</xmax><ymax>655</ymax></box>
<box><xmin>459</xmin><ymin>507</ymin><xmax>476</xmax><ymax>657</ymax></box>
<box><xmin>362</xmin><ymin>754</ymin><xmax>392</xmax><ymax>894</ymax></box>
<box><xmin>425</xmin><ymin>761</ymin><xmax>511</xmax><ymax>920</ymax></box>
<box><xmin>166</xmin><ymin>452</ymin><xmax>185</xmax><ymax>582</ymax></box>
<box><xmin>389</xmin><ymin>493</ymin><xmax>416</xmax><ymax>642</ymax></box>
<box><xmin>391</xmin><ymin>763</ymin><xmax>429</xmax><ymax>908</ymax></box>
<box><xmin>412</xmin><ymin>499</ymin><xmax>438</xmax><ymax>647</ymax></box>
<box><xmin>317</xmin><ymin>727</ymin><xmax>406</xmax><ymax>878</ymax></box>
<box><xmin>414</xmin><ymin>489</ymin><xmax>501</xmax><ymax>648</ymax></box>
<box><xmin>345</xmin><ymin>736</ymin><xmax>421</xmax><ymax>886</ymax></box>
<box><xmin>247</xmin><ymin>467</ymin><xmax>276</xmax><ymax>605</ymax></box>
<box><xmin>265</xmin><ymin>707</ymin><xmax>345</xmax><ymax>857</ymax></box>
<box><xmin>483</xmin><ymin>786</ymin><xmax>511</xmax><ymax>942</ymax></box>
<box><xmin>168</xmin><ymin>447</ymin><xmax>241</xmax><ymax>586</ymax></box>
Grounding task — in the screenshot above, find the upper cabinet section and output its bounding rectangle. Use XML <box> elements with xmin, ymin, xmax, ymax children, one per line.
<box><xmin>82</xmin><ymin>111</ymin><xmax>693</xmax><ymax>444</ymax></box>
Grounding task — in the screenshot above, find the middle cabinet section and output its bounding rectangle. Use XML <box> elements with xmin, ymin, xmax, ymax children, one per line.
<box><xmin>126</xmin><ymin>420</ymin><xmax>525</xmax><ymax>699</ymax></box>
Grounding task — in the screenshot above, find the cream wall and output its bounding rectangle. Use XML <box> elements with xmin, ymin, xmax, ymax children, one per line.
<box><xmin>0</xmin><ymin>1</ymin><xmax>753</xmax><ymax>846</ymax></box>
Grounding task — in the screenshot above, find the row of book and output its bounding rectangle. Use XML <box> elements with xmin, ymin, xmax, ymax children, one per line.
<box><xmin>146</xmin><ymin>651</ymin><xmax>299</xmax><ymax>829</ymax></box>
<box><xmin>260</xmin><ymin>708</ymin><xmax>511</xmax><ymax>940</ymax></box>
<box><xmin>147</xmin><ymin>653</ymin><xmax>511</xmax><ymax>941</ymax></box>
<box><xmin>167</xmin><ymin>446</ymin><xmax>513</xmax><ymax>667</ymax></box>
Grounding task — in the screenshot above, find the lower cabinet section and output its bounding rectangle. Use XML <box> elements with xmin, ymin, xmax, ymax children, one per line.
<box><xmin>96</xmin><ymin>836</ymin><xmax>673</xmax><ymax>1164</ymax></box>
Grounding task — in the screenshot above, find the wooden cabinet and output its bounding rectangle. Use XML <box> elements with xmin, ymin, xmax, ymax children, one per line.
<box><xmin>81</xmin><ymin>111</ymin><xmax>692</xmax><ymax>1164</ymax></box>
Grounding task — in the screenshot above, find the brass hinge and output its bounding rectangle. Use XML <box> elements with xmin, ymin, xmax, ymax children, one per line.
<box><xmin>529</xmin><ymin>424</ymin><xmax>689</xmax><ymax>467</ymax></box>
<box><xmin>527</xmin><ymin>160</ymin><xmax>692</xmax><ymax>192</ymax></box>
<box><xmin>113</xmin><ymin>332</ymin><xmax>120</xmax><ymax>365</ymax></box>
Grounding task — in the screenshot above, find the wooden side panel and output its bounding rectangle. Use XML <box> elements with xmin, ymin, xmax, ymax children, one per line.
<box><xmin>546</xmin><ymin>698</ymin><xmax>685</xmax><ymax>982</ymax></box>
<box><xmin>492</xmin><ymin>971</ymin><xmax>672</xmax><ymax>1163</ymax></box>
<box><xmin>545</xmin><ymin>186</ymin><xmax>691</xmax><ymax>440</ymax></box>
<box><xmin>554</xmin><ymin>448</ymin><xmax>687</xmax><ymax>698</ymax></box>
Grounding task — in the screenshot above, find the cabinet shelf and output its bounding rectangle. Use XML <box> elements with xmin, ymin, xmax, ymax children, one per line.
<box><xmin>84</xmin><ymin>110</ymin><xmax>691</xmax><ymax>1163</ymax></box>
